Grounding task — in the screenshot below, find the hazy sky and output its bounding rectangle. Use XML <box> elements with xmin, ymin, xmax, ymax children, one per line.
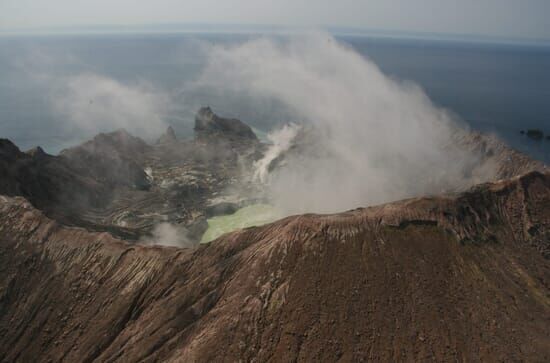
<box><xmin>1</xmin><ymin>0</ymin><xmax>549</xmax><ymax>40</ymax></box>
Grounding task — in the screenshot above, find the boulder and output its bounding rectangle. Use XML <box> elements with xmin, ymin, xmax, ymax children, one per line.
<box><xmin>526</xmin><ymin>129</ymin><xmax>544</xmax><ymax>141</ymax></box>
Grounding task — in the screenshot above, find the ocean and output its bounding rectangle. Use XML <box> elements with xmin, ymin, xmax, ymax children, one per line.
<box><xmin>1</xmin><ymin>32</ymin><xmax>549</xmax><ymax>162</ymax></box>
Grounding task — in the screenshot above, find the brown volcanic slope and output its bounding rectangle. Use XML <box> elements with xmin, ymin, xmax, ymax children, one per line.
<box><xmin>0</xmin><ymin>171</ymin><xmax>549</xmax><ymax>362</ymax></box>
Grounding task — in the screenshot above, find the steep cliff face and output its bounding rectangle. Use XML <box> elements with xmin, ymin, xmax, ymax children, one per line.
<box><xmin>1</xmin><ymin>172</ymin><xmax>548</xmax><ymax>362</ymax></box>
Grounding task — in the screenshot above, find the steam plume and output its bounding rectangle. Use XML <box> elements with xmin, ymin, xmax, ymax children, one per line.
<box><xmin>197</xmin><ymin>32</ymin><xmax>496</xmax><ymax>214</ymax></box>
<box><xmin>52</xmin><ymin>73</ymin><xmax>171</xmax><ymax>140</ymax></box>
<box><xmin>142</xmin><ymin>222</ymin><xmax>194</xmax><ymax>248</ymax></box>
<box><xmin>253</xmin><ymin>123</ymin><xmax>301</xmax><ymax>183</ymax></box>
<box><xmin>13</xmin><ymin>47</ymin><xmax>174</xmax><ymax>145</ymax></box>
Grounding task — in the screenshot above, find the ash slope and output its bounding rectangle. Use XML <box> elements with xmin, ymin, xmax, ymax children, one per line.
<box><xmin>0</xmin><ymin>171</ymin><xmax>548</xmax><ymax>362</ymax></box>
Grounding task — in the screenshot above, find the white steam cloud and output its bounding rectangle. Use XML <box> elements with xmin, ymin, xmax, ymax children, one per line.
<box><xmin>142</xmin><ymin>222</ymin><xmax>194</xmax><ymax>248</ymax></box>
<box><xmin>51</xmin><ymin>73</ymin><xmax>171</xmax><ymax>140</ymax></box>
<box><xmin>253</xmin><ymin>123</ymin><xmax>301</xmax><ymax>183</ymax></box>
<box><xmin>12</xmin><ymin>47</ymin><xmax>174</xmax><ymax>146</ymax></box>
<box><xmin>197</xmin><ymin>32</ymin><xmax>496</xmax><ymax>214</ymax></box>
<box><xmin>14</xmin><ymin>33</ymin><xmax>498</xmax><ymax>217</ymax></box>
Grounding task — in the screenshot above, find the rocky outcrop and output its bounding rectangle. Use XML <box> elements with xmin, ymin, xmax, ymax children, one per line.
<box><xmin>0</xmin><ymin>171</ymin><xmax>548</xmax><ymax>362</ymax></box>
<box><xmin>60</xmin><ymin>129</ymin><xmax>152</xmax><ymax>190</ymax></box>
<box><xmin>526</xmin><ymin>129</ymin><xmax>544</xmax><ymax>141</ymax></box>
<box><xmin>195</xmin><ymin>107</ymin><xmax>258</xmax><ymax>142</ymax></box>
<box><xmin>25</xmin><ymin>146</ymin><xmax>49</xmax><ymax>158</ymax></box>
<box><xmin>156</xmin><ymin>126</ymin><xmax>178</xmax><ymax>145</ymax></box>
<box><xmin>0</xmin><ymin>139</ymin><xmax>28</xmax><ymax>195</ymax></box>
<box><xmin>0</xmin><ymin>138</ymin><xmax>107</xmax><ymax>212</ymax></box>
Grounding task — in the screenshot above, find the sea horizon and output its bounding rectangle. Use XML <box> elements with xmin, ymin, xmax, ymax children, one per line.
<box><xmin>1</xmin><ymin>30</ymin><xmax>549</xmax><ymax>162</ymax></box>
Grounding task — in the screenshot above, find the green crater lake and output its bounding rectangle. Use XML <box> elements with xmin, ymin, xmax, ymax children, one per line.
<box><xmin>200</xmin><ymin>204</ymin><xmax>281</xmax><ymax>243</ymax></box>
